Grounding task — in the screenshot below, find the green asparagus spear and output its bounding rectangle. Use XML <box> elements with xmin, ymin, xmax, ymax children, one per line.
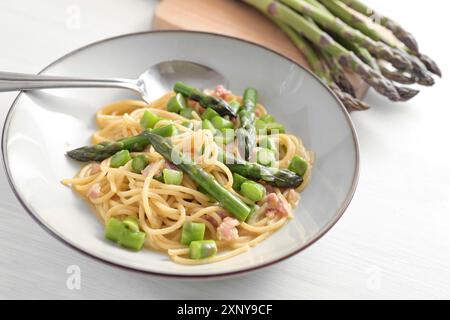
<box><xmin>67</xmin><ymin>134</ymin><xmax>303</xmax><ymax>188</ymax></box>
<box><xmin>267</xmin><ymin>13</ymin><xmax>369</xmax><ymax>111</ymax></box>
<box><xmin>328</xmin><ymin>31</ymin><xmax>420</xmax><ymax>101</ymax></box>
<box><xmin>338</xmin><ymin>0</ymin><xmax>441</xmax><ymax>77</ymax></box>
<box><xmin>237</xmin><ymin>88</ymin><xmax>258</xmax><ymax>160</ymax></box>
<box><xmin>218</xmin><ymin>150</ymin><xmax>303</xmax><ymax>189</ymax></box>
<box><xmin>338</xmin><ymin>0</ymin><xmax>419</xmax><ymax>53</ymax></box>
<box><xmin>276</xmin><ymin>0</ymin><xmax>412</xmax><ymax>72</ymax></box>
<box><xmin>67</xmin><ymin>134</ymin><xmax>150</xmax><ymax>162</ymax></box>
<box><xmin>318</xmin><ymin>0</ymin><xmax>434</xmax><ymax>86</ymax></box>
<box><xmin>173</xmin><ymin>82</ymin><xmax>237</xmax><ymax>117</ymax></box>
<box><xmin>142</xmin><ymin>132</ymin><xmax>251</xmax><ymax>221</ymax></box>
<box><xmin>241</xmin><ymin>0</ymin><xmax>401</xmax><ymax>101</ymax></box>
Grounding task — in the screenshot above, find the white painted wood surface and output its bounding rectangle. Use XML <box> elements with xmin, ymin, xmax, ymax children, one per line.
<box><xmin>0</xmin><ymin>0</ymin><xmax>449</xmax><ymax>299</ymax></box>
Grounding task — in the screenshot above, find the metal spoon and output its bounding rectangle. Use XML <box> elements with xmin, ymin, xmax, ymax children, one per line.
<box><xmin>0</xmin><ymin>60</ymin><xmax>228</xmax><ymax>102</ymax></box>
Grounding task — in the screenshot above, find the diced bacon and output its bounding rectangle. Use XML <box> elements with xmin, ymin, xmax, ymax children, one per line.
<box><xmin>164</xmin><ymin>161</ymin><xmax>178</xmax><ymax>171</ymax></box>
<box><xmin>217</xmin><ymin>217</ymin><xmax>240</xmax><ymax>241</ymax></box>
<box><xmin>87</xmin><ymin>183</ymin><xmax>102</xmax><ymax>200</ymax></box>
<box><xmin>265</xmin><ymin>209</ymin><xmax>277</xmax><ymax>219</ymax></box>
<box><xmin>265</xmin><ymin>193</ymin><xmax>289</xmax><ymax>218</ymax></box>
<box><xmin>188</xmin><ymin>99</ymin><xmax>198</xmax><ymax>108</ymax></box>
<box><xmin>214</xmin><ymin>85</ymin><xmax>233</xmax><ymax>100</ymax></box>
<box><xmin>217</xmin><ymin>211</ymin><xmax>229</xmax><ymax>219</ymax></box>
<box><xmin>264</xmin><ymin>184</ymin><xmax>275</xmax><ymax>194</ymax></box>
<box><xmin>203</xmin><ymin>215</ymin><xmax>219</xmax><ymax>228</ymax></box>
<box><xmin>231</xmin><ymin>117</ymin><xmax>240</xmax><ymax>127</ymax></box>
<box><xmin>90</xmin><ymin>163</ymin><xmax>101</xmax><ymax>175</ymax></box>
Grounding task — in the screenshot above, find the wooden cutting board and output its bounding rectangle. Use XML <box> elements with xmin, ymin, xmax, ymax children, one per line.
<box><xmin>153</xmin><ymin>0</ymin><xmax>368</xmax><ymax>99</ymax></box>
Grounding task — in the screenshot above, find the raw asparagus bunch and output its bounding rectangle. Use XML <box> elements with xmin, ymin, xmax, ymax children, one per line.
<box><xmin>240</xmin><ymin>0</ymin><xmax>441</xmax><ymax>107</ymax></box>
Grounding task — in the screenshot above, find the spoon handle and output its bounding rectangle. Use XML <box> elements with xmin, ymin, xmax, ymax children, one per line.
<box><xmin>0</xmin><ymin>71</ymin><xmax>140</xmax><ymax>93</ymax></box>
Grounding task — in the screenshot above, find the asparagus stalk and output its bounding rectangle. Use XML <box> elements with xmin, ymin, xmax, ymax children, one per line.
<box><xmin>173</xmin><ymin>82</ymin><xmax>237</xmax><ymax>117</ymax></box>
<box><xmin>318</xmin><ymin>0</ymin><xmax>434</xmax><ymax>86</ymax></box>
<box><xmin>277</xmin><ymin>0</ymin><xmax>412</xmax><ymax>72</ymax></box>
<box><xmin>218</xmin><ymin>150</ymin><xmax>303</xmax><ymax>189</ymax></box>
<box><xmin>321</xmin><ymin>50</ymin><xmax>356</xmax><ymax>97</ymax></box>
<box><xmin>378</xmin><ymin>60</ymin><xmax>416</xmax><ymax>85</ymax></box>
<box><xmin>330</xmin><ymin>32</ymin><xmax>419</xmax><ymax>101</ymax></box>
<box><xmin>68</xmin><ymin>132</ymin><xmax>303</xmax><ymax>188</ymax></box>
<box><xmin>267</xmin><ymin>11</ymin><xmax>368</xmax><ymax>110</ymax></box>
<box><xmin>67</xmin><ymin>134</ymin><xmax>150</xmax><ymax>162</ymax></box>
<box><xmin>338</xmin><ymin>0</ymin><xmax>419</xmax><ymax>53</ymax></box>
<box><xmin>237</xmin><ymin>88</ymin><xmax>258</xmax><ymax>161</ymax></box>
<box><xmin>338</xmin><ymin>0</ymin><xmax>441</xmax><ymax>77</ymax></box>
<box><xmin>242</xmin><ymin>0</ymin><xmax>401</xmax><ymax>101</ymax></box>
<box><xmin>143</xmin><ymin>132</ymin><xmax>251</xmax><ymax>221</ymax></box>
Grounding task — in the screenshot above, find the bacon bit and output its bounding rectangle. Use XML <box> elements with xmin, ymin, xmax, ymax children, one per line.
<box><xmin>188</xmin><ymin>99</ymin><xmax>196</xmax><ymax>108</ymax></box>
<box><xmin>217</xmin><ymin>217</ymin><xmax>240</xmax><ymax>241</ymax></box>
<box><xmin>287</xmin><ymin>189</ymin><xmax>300</xmax><ymax>205</ymax></box>
<box><xmin>264</xmin><ymin>184</ymin><xmax>275</xmax><ymax>194</ymax></box>
<box><xmin>265</xmin><ymin>193</ymin><xmax>289</xmax><ymax>218</ymax></box>
<box><xmin>217</xmin><ymin>211</ymin><xmax>229</xmax><ymax>219</ymax></box>
<box><xmin>203</xmin><ymin>215</ymin><xmax>219</xmax><ymax>228</ymax></box>
<box><xmin>87</xmin><ymin>183</ymin><xmax>102</xmax><ymax>200</ymax></box>
<box><xmin>231</xmin><ymin>117</ymin><xmax>240</xmax><ymax>127</ymax></box>
<box><xmin>214</xmin><ymin>85</ymin><xmax>233</xmax><ymax>100</ymax></box>
<box><xmin>164</xmin><ymin>161</ymin><xmax>178</xmax><ymax>171</ymax></box>
<box><xmin>90</xmin><ymin>163</ymin><xmax>101</xmax><ymax>175</ymax></box>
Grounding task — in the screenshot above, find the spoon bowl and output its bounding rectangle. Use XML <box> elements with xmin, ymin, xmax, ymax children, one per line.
<box><xmin>0</xmin><ymin>60</ymin><xmax>228</xmax><ymax>102</ymax></box>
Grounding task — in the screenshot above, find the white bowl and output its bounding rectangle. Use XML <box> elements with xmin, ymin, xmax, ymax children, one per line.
<box><xmin>1</xmin><ymin>31</ymin><xmax>359</xmax><ymax>278</ymax></box>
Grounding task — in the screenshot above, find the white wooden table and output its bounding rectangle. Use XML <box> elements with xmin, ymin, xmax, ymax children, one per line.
<box><xmin>1</xmin><ymin>0</ymin><xmax>449</xmax><ymax>300</ymax></box>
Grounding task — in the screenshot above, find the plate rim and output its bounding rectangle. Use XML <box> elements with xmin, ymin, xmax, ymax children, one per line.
<box><xmin>1</xmin><ymin>30</ymin><xmax>360</xmax><ymax>279</ymax></box>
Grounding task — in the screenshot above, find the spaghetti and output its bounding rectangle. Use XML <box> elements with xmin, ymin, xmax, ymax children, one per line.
<box><xmin>63</xmin><ymin>87</ymin><xmax>313</xmax><ymax>265</ymax></box>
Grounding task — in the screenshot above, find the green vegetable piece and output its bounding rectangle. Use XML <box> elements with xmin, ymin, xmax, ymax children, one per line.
<box><xmin>232</xmin><ymin>173</ymin><xmax>248</xmax><ymax>191</ymax></box>
<box><xmin>214</xmin><ymin>129</ymin><xmax>235</xmax><ymax>146</ymax></box>
<box><xmin>257</xmin><ymin>148</ymin><xmax>276</xmax><ymax>167</ymax></box>
<box><xmin>260</xmin><ymin>114</ymin><xmax>276</xmax><ymax>123</ymax></box>
<box><xmin>119</xmin><ymin>229</ymin><xmax>146</xmax><ymax>251</ymax></box>
<box><xmin>266</xmin><ymin>122</ymin><xmax>286</xmax><ymax>134</ymax></box>
<box><xmin>110</xmin><ymin>150</ymin><xmax>131</xmax><ymax>168</ymax></box>
<box><xmin>180</xmin><ymin>221</ymin><xmax>206</xmax><ymax>245</ymax></box>
<box><xmin>288</xmin><ymin>155</ymin><xmax>309</xmax><ymax>177</ymax></box>
<box><xmin>211</xmin><ymin>116</ymin><xmax>234</xmax><ymax>130</ymax></box>
<box><xmin>152</xmin><ymin>124</ymin><xmax>178</xmax><ymax>137</ymax></box>
<box><xmin>180</xmin><ymin>107</ymin><xmax>195</xmax><ymax>119</ymax></box>
<box><xmin>131</xmin><ymin>155</ymin><xmax>149</xmax><ymax>174</ymax></box>
<box><xmin>201</xmin><ymin>107</ymin><xmax>220</xmax><ymax>120</ymax></box>
<box><xmin>240</xmin><ymin>181</ymin><xmax>266</xmax><ymax>202</ymax></box>
<box><xmin>105</xmin><ymin>218</ymin><xmax>126</xmax><ymax>242</ymax></box>
<box><xmin>202</xmin><ymin>119</ymin><xmax>217</xmax><ymax>135</ymax></box>
<box><xmin>140</xmin><ymin>110</ymin><xmax>160</xmax><ymax>129</ymax></box>
<box><xmin>163</xmin><ymin>168</ymin><xmax>183</xmax><ymax>185</ymax></box>
<box><xmin>167</xmin><ymin>93</ymin><xmax>187</xmax><ymax>113</ymax></box>
<box><xmin>123</xmin><ymin>216</ymin><xmax>140</xmax><ymax>232</ymax></box>
<box><xmin>189</xmin><ymin>240</ymin><xmax>218</xmax><ymax>260</ymax></box>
